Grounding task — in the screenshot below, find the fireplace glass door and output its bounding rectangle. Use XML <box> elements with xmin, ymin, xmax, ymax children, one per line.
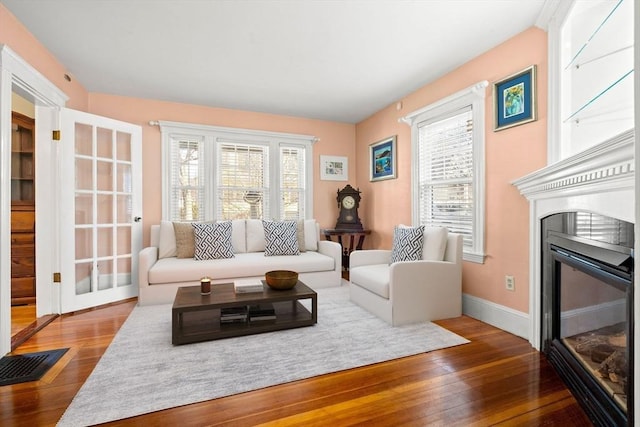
<box><xmin>556</xmin><ymin>254</ymin><xmax>629</xmax><ymax>412</ymax></box>
<box><xmin>550</xmin><ymin>242</ymin><xmax>632</xmax><ymax>425</ymax></box>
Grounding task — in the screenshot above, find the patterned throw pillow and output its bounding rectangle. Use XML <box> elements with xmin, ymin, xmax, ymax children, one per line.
<box><xmin>390</xmin><ymin>225</ymin><xmax>425</xmax><ymax>264</ymax></box>
<box><xmin>263</xmin><ymin>220</ymin><xmax>300</xmax><ymax>256</ymax></box>
<box><xmin>192</xmin><ymin>221</ymin><xmax>234</xmax><ymax>260</ymax></box>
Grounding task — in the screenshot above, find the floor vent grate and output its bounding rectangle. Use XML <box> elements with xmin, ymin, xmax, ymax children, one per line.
<box><xmin>0</xmin><ymin>348</ymin><xmax>69</xmax><ymax>386</ymax></box>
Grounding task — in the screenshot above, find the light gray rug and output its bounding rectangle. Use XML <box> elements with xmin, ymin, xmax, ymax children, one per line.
<box><xmin>58</xmin><ymin>285</ymin><xmax>468</xmax><ymax>426</ymax></box>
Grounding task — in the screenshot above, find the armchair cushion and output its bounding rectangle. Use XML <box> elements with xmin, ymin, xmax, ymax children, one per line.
<box><xmin>349</xmin><ymin>264</ymin><xmax>390</xmax><ymax>298</ymax></box>
<box><xmin>390</xmin><ymin>225</ymin><xmax>424</xmax><ymax>263</ymax></box>
<box><xmin>422</xmin><ymin>226</ymin><xmax>448</xmax><ymax>261</ymax></box>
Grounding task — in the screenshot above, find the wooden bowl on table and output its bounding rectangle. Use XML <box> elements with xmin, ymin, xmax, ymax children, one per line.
<box><xmin>265</xmin><ymin>270</ymin><xmax>298</xmax><ymax>290</ymax></box>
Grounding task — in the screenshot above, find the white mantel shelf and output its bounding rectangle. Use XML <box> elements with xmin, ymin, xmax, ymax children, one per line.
<box><xmin>512</xmin><ymin>129</ymin><xmax>635</xmax><ymax>200</ymax></box>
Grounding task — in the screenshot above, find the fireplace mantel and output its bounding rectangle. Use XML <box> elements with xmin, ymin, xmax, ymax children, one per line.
<box><xmin>513</xmin><ymin>129</ymin><xmax>635</xmax><ymax>206</ymax></box>
<box><xmin>512</xmin><ymin>129</ymin><xmax>635</xmax><ymax>350</ymax></box>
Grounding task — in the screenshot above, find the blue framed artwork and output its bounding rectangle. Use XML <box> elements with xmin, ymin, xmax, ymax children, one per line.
<box><xmin>493</xmin><ymin>65</ymin><xmax>537</xmax><ymax>131</ymax></box>
<box><xmin>369</xmin><ymin>135</ymin><xmax>396</xmax><ymax>181</ymax></box>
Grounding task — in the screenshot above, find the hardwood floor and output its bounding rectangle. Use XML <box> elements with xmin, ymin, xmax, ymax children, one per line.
<box><xmin>10</xmin><ymin>304</ymin><xmax>58</xmax><ymax>351</ymax></box>
<box><xmin>11</xmin><ymin>304</ymin><xmax>37</xmax><ymax>337</ymax></box>
<box><xmin>1</xmin><ymin>300</ymin><xmax>594</xmax><ymax>426</ymax></box>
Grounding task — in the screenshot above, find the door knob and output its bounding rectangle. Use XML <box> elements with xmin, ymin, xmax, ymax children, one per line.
<box><xmin>134</xmin><ymin>216</ymin><xmax>142</xmax><ymax>222</ymax></box>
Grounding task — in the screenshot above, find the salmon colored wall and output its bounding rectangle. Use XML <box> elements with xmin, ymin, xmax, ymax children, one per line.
<box><xmin>355</xmin><ymin>27</ymin><xmax>548</xmax><ymax>313</ymax></box>
<box><xmin>3</xmin><ymin>0</ymin><xmax>547</xmax><ymax>313</ymax></box>
<box><xmin>0</xmin><ymin>4</ymin><xmax>88</xmax><ymax>110</ymax></box>
<box><xmin>87</xmin><ymin>94</ymin><xmax>356</xmax><ymax>245</ymax></box>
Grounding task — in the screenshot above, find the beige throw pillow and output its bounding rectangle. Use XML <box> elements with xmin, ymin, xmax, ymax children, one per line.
<box><xmin>173</xmin><ymin>222</ymin><xmax>196</xmax><ymax>258</ymax></box>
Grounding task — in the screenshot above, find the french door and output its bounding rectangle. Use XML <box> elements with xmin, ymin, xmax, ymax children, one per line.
<box><xmin>59</xmin><ymin>108</ymin><xmax>142</xmax><ymax>312</ymax></box>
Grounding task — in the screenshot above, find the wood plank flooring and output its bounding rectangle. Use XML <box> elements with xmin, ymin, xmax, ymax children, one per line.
<box><xmin>2</xmin><ymin>299</ymin><xmax>594</xmax><ymax>426</ymax></box>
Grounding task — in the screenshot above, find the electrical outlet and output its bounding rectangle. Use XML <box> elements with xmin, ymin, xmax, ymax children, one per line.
<box><xmin>505</xmin><ymin>275</ymin><xmax>515</xmax><ymax>291</ymax></box>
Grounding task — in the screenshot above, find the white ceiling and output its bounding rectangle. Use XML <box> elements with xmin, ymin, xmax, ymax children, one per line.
<box><xmin>2</xmin><ymin>0</ymin><xmax>547</xmax><ymax>123</ymax></box>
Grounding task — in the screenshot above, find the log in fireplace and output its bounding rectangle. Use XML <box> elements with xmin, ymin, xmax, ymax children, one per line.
<box><xmin>542</xmin><ymin>212</ymin><xmax>634</xmax><ymax>426</ymax></box>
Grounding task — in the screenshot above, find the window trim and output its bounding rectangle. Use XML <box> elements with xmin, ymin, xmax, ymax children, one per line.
<box><xmin>401</xmin><ymin>81</ymin><xmax>488</xmax><ymax>263</ymax></box>
<box><xmin>158</xmin><ymin>120</ymin><xmax>317</xmax><ymax>221</ymax></box>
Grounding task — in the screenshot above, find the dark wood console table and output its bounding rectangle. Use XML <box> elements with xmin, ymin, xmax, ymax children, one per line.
<box><xmin>321</xmin><ymin>228</ymin><xmax>371</xmax><ymax>270</ymax></box>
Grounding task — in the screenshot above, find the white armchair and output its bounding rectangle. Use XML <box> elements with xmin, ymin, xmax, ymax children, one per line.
<box><xmin>349</xmin><ymin>231</ymin><xmax>463</xmax><ymax>326</ymax></box>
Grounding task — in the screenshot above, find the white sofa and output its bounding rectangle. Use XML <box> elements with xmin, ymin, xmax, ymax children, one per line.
<box><xmin>349</xmin><ymin>227</ymin><xmax>463</xmax><ymax>326</ymax></box>
<box><xmin>138</xmin><ymin>219</ymin><xmax>342</xmax><ymax>305</ymax></box>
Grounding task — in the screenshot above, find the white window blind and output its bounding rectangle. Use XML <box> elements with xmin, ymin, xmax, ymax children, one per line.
<box><xmin>169</xmin><ymin>136</ymin><xmax>205</xmax><ymax>221</ymax></box>
<box><xmin>160</xmin><ymin>121</ymin><xmax>315</xmax><ymax>222</ymax></box>
<box><xmin>217</xmin><ymin>143</ymin><xmax>269</xmax><ymax>220</ymax></box>
<box><xmin>280</xmin><ymin>146</ymin><xmax>306</xmax><ymax>220</ymax></box>
<box><xmin>418</xmin><ymin>107</ymin><xmax>474</xmax><ymax>248</ymax></box>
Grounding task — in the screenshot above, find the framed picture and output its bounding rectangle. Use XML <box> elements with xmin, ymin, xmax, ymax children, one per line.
<box><xmin>493</xmin><ymin>65</ymin><xmax>537</xmax><ymax>131</ymax></box>
<box><xmin>320</xmin><ymin>155</ymin><xmax>348</xmax><ymax>181</ymax></box>
<box><xmin>369</xmin><ymin>136</ymin><xmax>397</xmax><ymax>182</ymax></box>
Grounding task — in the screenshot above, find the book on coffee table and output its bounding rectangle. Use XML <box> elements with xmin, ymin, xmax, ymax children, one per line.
<box><xmin>234</xmin><ymin>279</ymin><xmax>264</xmax><ymax>294</ymax></box>
<box><xmin>220</xmin><ymin>306</ymin><xmax>248</xmax><ymax>323</ymax></box>
<box><xmin>248</xmin><ymin>303</ymin><xmax>276</xmax><ymax>321</ymax></box>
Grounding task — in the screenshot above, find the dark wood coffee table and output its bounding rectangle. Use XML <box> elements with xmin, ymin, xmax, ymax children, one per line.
<box><xmin>172</xmin><ymin>281</ymin><xmax>317</xmax><ymax>345</ymax></box>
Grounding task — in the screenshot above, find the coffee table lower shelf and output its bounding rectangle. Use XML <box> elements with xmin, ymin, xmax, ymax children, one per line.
<box><xmin>172</xmin><ymin>283</ymin><xmax>317</xmax><ymax>345</ymax></box>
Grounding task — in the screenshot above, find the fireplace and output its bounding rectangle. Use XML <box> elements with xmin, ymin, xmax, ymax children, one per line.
<box><xmin>541</xmin><ymin>212</ymin><xmax>633</xmax><ymax>426</ymax></box>
<box><xmin>512</xmin><ymin>129</ymin><xmax>635</xmax><ymax>426</ymax></box>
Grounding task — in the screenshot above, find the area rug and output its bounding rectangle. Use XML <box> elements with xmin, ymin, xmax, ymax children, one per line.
<box><xmin>58</xmin><ymin>286</ymin><xmax>468</xmax><ymax>426</ymax></box>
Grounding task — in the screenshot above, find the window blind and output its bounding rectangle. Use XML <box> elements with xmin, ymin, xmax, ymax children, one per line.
<box><xmin>216</xmin><ymin>142</ymin><xmax>269</xmax><ymax>220</ymax></box>
<box><xmin>418</xmin><ymin>107</ymin><xmax>474</xmax><ymax>248</ymax></box>
<box><xmin>169</xmin><ymin>137</ymin><xmax>204</xmax><ymax>221</ymax></box>
<box><xmin>280</xmin><ymin>146</ymin><xmax>306</xmax><ymax>220</ymax></box>
<box><xmin>573</xmin><ymin>212</ymin><xmax>634</xmax><ymax>246</ymax></box>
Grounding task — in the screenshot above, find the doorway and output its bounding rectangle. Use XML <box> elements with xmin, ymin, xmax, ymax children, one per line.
<box><xmin>9</xmin><ymin>91</ymin><xmax>56</xmax><ymax>349</ymax></box>
<box><xmin>0</xmin><ymin>44</ymin><xmax>68</xmax><ymax>356</ymax></box>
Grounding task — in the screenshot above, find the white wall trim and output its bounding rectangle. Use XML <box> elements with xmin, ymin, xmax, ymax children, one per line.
<box><xmin>158</xmin><ymin>120</ymin><xmax>316</xmax><ymax>221</ymax></box>
<box><xmin>404</xmin><ymin>81</ymin><xmax>488</xmax><ymax>264</ymax></box>
<box><xmin>0</xmin><ymin>44</ymin><xmax>67</xmax><ymax>356</ymax></box>
<box><xmin>155</xmin><ymin>120</ymin><xmax>318</xmax><ymax>145</ymax></box>
<box><xmin>0</xmin><ymin>45</ymin><xmax>68</xmax><ymax>107</ymax></box>
<box><xmin>462</xmin><ymin>293</ymin><xmax>529</xmax><ymax>340</ymax></box>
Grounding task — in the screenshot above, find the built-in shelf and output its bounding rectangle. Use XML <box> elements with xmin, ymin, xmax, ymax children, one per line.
<box><xmin>11</xmin><ymin>111</ymin><xmax>36</xmax><ymax>306</ymax></box>
<box><xmin>560</xmin><ymin>0</ymin><xmax>634</xmax><ymax>158</ymax></box>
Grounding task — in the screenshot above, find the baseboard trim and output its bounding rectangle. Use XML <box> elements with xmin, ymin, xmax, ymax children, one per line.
<box><xmin>462</xmin><ymin>293</ymin><xmax>529</xmax><ymax>340</ymax></box>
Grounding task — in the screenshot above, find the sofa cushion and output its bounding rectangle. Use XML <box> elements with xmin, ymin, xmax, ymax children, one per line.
<box><xmin>193</xmin><ymin>221</ymin><xmax>234</xmax><ymax>260</ymax></box>
<box><xmin>148</xmin><ymin>251</ymin><xmax>334</xmax><ymax>284</ymax></box>
<box><xmin>173</xmin><ymin>221</ymin><xmax>196</xmax><ymax>258</ymax></box>
<box><xmin>390</xmin><ymin>225</ymin><xmax>425</xmax><ymax>264</ymax></box>
<box><xmin>350</xmin><ymin>264</ymin><xmax>390</xmax><ymax>299</ymax></box>
<box><xmin>296</xmin><ymin>220</ymin><xmax>306</xmax><ymax>253</ymax></box>
<box><xmin>158</xmin><ymin>221</ymin><xmax>177</xmax><ymax>259</ymax></box>
<box><xmin>303</xmin><ymin>219</ymin><xmax>318</xmax><ymax>251</ymax></box>
<box><xmin>230</xmin><ymin>219</ymin><xmax>246</xmax><ymax>254</ymax></box>
<box><xmin>246</xmin><ymin>219</ymin><xmax>266</xmax><ymax>252</ymax></box>
<box><xmin>263</xmin><ymin>220</ymin><xmax>299</xmax><ymax>256</ymax></box>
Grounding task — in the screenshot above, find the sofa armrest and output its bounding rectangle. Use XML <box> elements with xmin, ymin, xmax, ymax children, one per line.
<box><xmin>389</xmin><ymin>260</ymin><xmax>462</xmax><ymax>322</ymax></box>
<box><xmin>350</xmin><ymin>250</ymin><xmax>392</xmax><ymax>269</ymax></box>
<box><xmin>317</xmin><ymin>240</ymin><xmax>343</xmax><ymax>271</ymax></box>
<box><xmin>138</xmin><ymin>246</ymin><xmax>158</xmax><ymax>289</ymax></box>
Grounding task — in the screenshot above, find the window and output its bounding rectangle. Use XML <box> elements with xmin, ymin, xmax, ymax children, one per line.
<box><xmin>401</xmin><ymin>81</ymin><xmax>487</xmax><ymax>263</ymax></box>
<box><xmin>159</xmin><ymin>121</ymin><xmax>315</xmax><ymax>221</ymax></box>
